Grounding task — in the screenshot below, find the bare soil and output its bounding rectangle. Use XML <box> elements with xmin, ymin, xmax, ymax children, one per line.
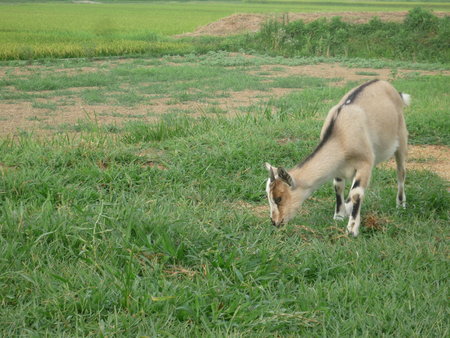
<box><xmin>178</xmin><ymin>11</ymin><xmax>449</xmax><ymax>37</ymax></box>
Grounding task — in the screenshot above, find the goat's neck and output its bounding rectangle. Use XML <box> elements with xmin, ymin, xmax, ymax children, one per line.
<box><xmin>290</xmin><ymin>139</ymin><xmax>343</xmax><ymax>199</ymax></box>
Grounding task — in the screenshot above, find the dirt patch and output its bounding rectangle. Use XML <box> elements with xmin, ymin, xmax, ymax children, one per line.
<box><xmin>251</xmin><ymin>64</ymin><xmax>450</xmax><ymax>83</ymax></box>
<box><xmin>235</xmin><ymin>200</ymin><xmax>268</xmax><ymax>218</ymax></box>
<box><xmin>3</xmin><ymin>58</ymin><xmax>121</xmax><ymax>77</ymax></box>
<box><xmin>164</xmin><ymin>265</ymin><xmax>198</xmax><ymax>279</ymax></box>
<box><xmin>0</xmin><ymin>162</ymin><xmax>18</xmax><ymax>174</ymax></box>
<box><xmin>1</xmin><ymin>61</ymin><xmax>448</xmax><ymax>136</ymax></box>
<box><xmin>141</xmin><ymin>161</ymin><xmax>167</xmax><ymax>170</ymax></box>
<box><xmin>178</xmin><ymin>13</ymin><xmax>267</xmax><ymax>37</ymax></box>
<box><xmin>381</xmin><ymin>144</ymin><xmax>450</xmax><ymax>181</ymax></box>
<box><xmin>235</xmin><ymin>198</ymin><xmax>313</xmax><ymax>220</ymax></box>
<box><xmin>8</xmin><ymin>66</ymin><xmax>100</xmax><ymax>77</ymax></box>
<box><xmin>178</xmin><ymin>11</ymin><xmax>449</xmax><ymax>37</ymax></box>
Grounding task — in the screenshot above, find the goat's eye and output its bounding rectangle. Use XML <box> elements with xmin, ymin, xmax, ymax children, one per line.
<box><xmin>274</xmin><ymin>197</ymin><xmax>282</xmax><ymax>204</ymax></box>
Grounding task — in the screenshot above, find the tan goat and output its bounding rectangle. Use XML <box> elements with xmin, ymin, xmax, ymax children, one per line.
<box><xmin>265</xmin><ymin>79</ymin><xmax>410</xmax><ymax>236</ymax></box>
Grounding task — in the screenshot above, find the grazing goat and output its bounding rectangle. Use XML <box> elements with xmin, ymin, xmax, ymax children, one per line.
<box><xmin>265</xmin><ymin>79</ymin><xmax>410</xmax><ymax>236</ymax></box>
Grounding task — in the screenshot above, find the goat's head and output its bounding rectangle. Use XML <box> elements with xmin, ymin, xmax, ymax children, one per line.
<box><xmin>265</xmin><ymin>163</ymin><xmax>298</xmax><ymax>227</ymax></box>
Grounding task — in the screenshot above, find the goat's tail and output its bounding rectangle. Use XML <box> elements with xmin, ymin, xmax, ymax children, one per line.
<box><xmin>400</xmin><ymin>92</ymin><xmax>411</xmax><ymax>106</ymax></box>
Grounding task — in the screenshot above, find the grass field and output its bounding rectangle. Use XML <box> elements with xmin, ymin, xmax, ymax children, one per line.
<box><xmin>1</xmin><ymin>0</ymin><xmax>449</xmax><ymax>335</ymax></box>
<box><xmin>1</xmin><ymin>51</ymin><xmax>449</xmax><ymax>335</ymax></box>
<box><xmin>1</xmin><ymin>0</ymin><xmax>449</xmax><ymax>59</ymax></box>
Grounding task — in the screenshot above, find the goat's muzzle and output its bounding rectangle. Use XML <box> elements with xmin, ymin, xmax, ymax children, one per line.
<box><xmin>271</xmin><ymin>219</ymin><xmax>284</xmax><ymax>227</ymax></box>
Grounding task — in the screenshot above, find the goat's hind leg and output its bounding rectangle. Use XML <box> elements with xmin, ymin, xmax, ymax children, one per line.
<box><xmin>333</xmin><ymin>178</ymin><xmax>347</xmax><ymax>220</ymax></box>
<box><xmin>395</xmin><ymin>142</ymin><xmax>407</xmax><ymax>208</ymax></box>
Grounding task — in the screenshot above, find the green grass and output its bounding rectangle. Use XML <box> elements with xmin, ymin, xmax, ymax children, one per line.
<box><xmin>1</xmin><ymin>72</ymin><xmax>113</xmax><ymax>91</ymax></box>
<box><xmin>31</xmin><ymin>101</ymin><xmax>58</xmax><ymax>110</ymax></box>
<box><xmin>396</xmin><ymin>75</ymin><xmax>450</xmax><ymax>144</ymax></box>
<box><xmin>272</xmin><ymin>76</ymin><xmax>337</xmax><ymax>88</ymax></box>
<box><xmin>0</xmin><ymin>54</ymin><xmax>449</xmax><ymax>335</ymax></box>
<box><xmin>0</xmin><ymin>1</ymin><xmax>449</xmax><ymax>60</ymax></box>
<box><xmin>355</xmin><ymin>71</ymin><xmax>380</xmax><ymax>76</ymax></box>
<box><xmin>81</xmin><ymin>89</ymin><xmax>110</xmax><ymax>105</ymax></box>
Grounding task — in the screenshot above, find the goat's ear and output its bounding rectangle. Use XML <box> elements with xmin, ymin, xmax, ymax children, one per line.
<box><xmin>278</xmin><ymin>167</ymin><xmax>295</xmax><ymax>188</ymax></box>
<box><xmin>265</xmin><ymin>162</ymin><xmax>276</xmax><ymax>182</ymax></box>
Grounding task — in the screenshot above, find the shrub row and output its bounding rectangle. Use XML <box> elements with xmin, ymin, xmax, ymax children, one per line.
<box><xmin>240</xmin><ymin>8</ymin><xmax>449</xmax><ymax>63</ymax></box>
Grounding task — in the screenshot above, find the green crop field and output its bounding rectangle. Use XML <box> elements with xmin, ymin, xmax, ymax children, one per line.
<box><xmin>0</xmin><ymin>0</ymin><xmax>449</xmax><ymax>59</ymax></box>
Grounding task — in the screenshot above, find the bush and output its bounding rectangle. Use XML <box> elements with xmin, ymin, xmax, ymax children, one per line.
<box><xmin>404</xmin><ymin>7</ymin><xmax>439</xmax><ymax>32</ymax></box>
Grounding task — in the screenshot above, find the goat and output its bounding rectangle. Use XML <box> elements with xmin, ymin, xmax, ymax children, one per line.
<box><xmin>265</xmin><ymin>79</ymin><xmax>410</xmax><ymax>236</ymax></box>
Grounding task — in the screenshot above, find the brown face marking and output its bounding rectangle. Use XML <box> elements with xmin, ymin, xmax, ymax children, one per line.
<box><xmin>269</xmin><ymin>179</ymin><xmax>293</xmax><ymax>225</ymax></box>
<box><xmin>270</xmin><ymin>180</ymin><xmax>289</xmax><ymax>203</ymax></box>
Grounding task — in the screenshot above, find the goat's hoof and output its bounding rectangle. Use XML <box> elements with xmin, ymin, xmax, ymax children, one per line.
<box><xmin>347</xmin><ymin>230</ymin><xmax>359</xmax><ymax>237</ymax></box>
<box><xmin>347</xmin><ymin>222</ymin><xmax>359</xmax><ymax>237</ymax></box>
<box><xmin>333</xmin><ymin>214</ymin><xmax>345</xmax><ymax>221</ymax></box>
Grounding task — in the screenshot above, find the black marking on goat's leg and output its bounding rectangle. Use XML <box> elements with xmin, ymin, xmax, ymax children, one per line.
<box><xmin>351</xmin><ymin>194</ymin><xmax>361</xmax><ymax>219</ymax></box>
<box><xmin>394</xmin><ymin>148</ymin><xmax>407</xmax><ymax>208</ymax></box>
<box><xmin>351</xmin><ymin>179</ymin><xmax>360</xmax><ymax>190</ymax></box>
<box><xmin>347</xmin><ymin>164</ymin><xmax>371</xmax><ymax>236</ymax></box>
<box><xmin>397</xmin><ymin>187</ymin><xmax>404</xmax><ymax>203</ymax></box>
<box><xmin>335</xmin><ymin>190</ymin><xmax>342</xmax><ymax>214</ymax></box>
<box><xmin>334</xmin><ymin>178</ymin><xmax>347</xmax><ymax>220</ymax></box>
<box><xmin>347</xmin><ymin>192</ymin><xmax>362</xmax><ymax>237</ymax></box>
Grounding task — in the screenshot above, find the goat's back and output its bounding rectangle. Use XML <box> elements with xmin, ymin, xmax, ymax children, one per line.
<box><xmin>323</xmin><ymin>80</ymin><xmax>408</xmax><ymax>164</ymax></box>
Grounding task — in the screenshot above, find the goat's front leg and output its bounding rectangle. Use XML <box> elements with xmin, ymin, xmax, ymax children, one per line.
<box><xmin>333</xmin><ymin>178</ymin><xmax>347</xmax><ymax>220</ymax></box>
<box><xmin>345</xmin><ymin>165</ymin><xmax>372</xmax><ymax>237</ymax></box>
